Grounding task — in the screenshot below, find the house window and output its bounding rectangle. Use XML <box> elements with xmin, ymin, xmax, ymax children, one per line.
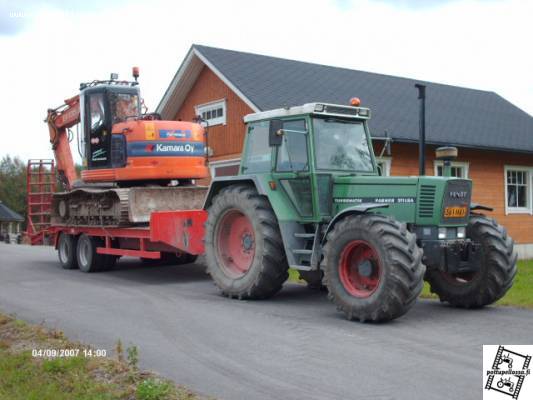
<box><xmin>376</xmin><ymin>157</ymin><xmax>391</xmax><ymax>176</ymax></box>
<box><xmin>505</xmin><ymin>167</ymin><xmax>531</xmax><ymax>213</ymax></box>
<box><xmin>195</xmin><ymin>99</ymin><xmax>226</xmax><ymax>126</ymax></box>
<box><xmin>209</xmin><ymin>158</ymin><xmax>240</xmax><ymax>178</ymax></box>
<box><xmin>434</xmin><ymin>161</ymin><xmax>469</xmax><ymax>178</ymax></box>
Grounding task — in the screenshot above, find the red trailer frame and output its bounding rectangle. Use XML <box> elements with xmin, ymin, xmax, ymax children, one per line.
<box><xmin>52</xmin><ymin>210</ymin><xmax>207</xmax><ymax>259</ymax></box>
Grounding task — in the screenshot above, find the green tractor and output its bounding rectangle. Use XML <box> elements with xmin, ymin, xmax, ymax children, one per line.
<box><xmin>203</xmin><ymin>100</ymin><xmax>517</xmax><ymax>322</ymax></box>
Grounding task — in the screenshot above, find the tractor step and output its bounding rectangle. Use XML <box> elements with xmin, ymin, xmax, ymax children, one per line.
<box><xmin>292</xmin><ymin>249</ymin><xmax>313</xmax><ymax>255</ymax></box>
<box><xmin>294</xmin><ymin>233</ymin><xmax>315</xmax><ymax>239</ymax></box>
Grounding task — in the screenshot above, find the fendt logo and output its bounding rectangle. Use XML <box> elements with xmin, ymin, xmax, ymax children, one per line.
<box><xmin>449</xmin><ymin>191</ymin><xmax>468</xmax><ymax>199</ymax></box>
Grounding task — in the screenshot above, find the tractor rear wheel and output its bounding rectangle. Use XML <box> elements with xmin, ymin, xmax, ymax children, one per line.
<box><xmin>205</xmin><ymin>185</ymin><xmax>289</xmax><ymax>299</ymax></box>
<box><xmin>58</xmin><ymin>233</ymin><xmax>78</xmax><ymax>270</ymax></box>
<box><xmin>323</xmin><ymin>214</ymin><xmax>425</xmax><ymax>322</ymax></box>
<box><xmin>425</xmin><ymin>215</ymin><xmax>517</xmax><ymax>308</ymax></box>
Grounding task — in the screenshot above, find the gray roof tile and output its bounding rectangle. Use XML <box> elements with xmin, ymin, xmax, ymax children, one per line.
<box><xmin>0</xmin><ymin>202</ymin><xmax>24</xmax><ymax>222</ymax></box>
<box><xmin>194</xmin><ymin>45</ymin><xmax>533</xmax><ymax>153</ymax></box>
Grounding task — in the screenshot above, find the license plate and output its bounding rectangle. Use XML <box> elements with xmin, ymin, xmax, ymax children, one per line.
<box><xmin>444</xmin><ymin>206</ymin><xmax>467</xmax><ymax>218</ymax></box>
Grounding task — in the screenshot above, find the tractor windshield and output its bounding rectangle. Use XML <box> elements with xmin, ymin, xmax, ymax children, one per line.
<box><xmin>313</xmin><ymin>118</ymin><xmax>374</xmax><ymax>172</ymax></box>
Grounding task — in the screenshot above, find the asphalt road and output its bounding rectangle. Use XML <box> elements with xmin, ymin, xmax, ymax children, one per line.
<box><xmin>0</xmin><ymin>243</ymin><xmax>532</xmax><ymax>400</ymax></box>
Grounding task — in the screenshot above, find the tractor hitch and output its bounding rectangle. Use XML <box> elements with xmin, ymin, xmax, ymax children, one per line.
<box><xmin>421</xmin><ymin>239</ymin><xmax>482</xmax><ymax>274</ymax></box>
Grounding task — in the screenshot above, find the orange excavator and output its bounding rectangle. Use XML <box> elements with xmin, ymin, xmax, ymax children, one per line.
<box><xmin>47</xmin><ymin>68</ymin><xmax>209</xmax><ymax>227</ymax></box>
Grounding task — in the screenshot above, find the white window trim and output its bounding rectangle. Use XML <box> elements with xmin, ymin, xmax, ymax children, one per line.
<box><xmin>195</xmin><ymin>98</ymin><xmax>227</xmax><ymax>126</ymax></box>
<box><xmin>433</xmin><ymin>160</ymin><xmax>469</xmax><ymax>178</ymax></box>
<box><xmin>504</xmin><ymin>165</ymin><xmax>533</xmax><ymax>215</ymax></box>
<box><xmin>209</xmin><ymin>158</ymin><xmax>241</xmax><ymax>178</ymax></box>
<box><xmin>376</xmin><ymin>157</ymin><xmax>392</xmax><ymax>176</ymax></box>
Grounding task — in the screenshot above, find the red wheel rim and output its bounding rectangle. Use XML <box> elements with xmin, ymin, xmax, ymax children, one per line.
<box><xmin>339</xmin><ymin>240</ymin><xmax>382</xmax><ymax>298</ymax></box>
<box><xmin>216</xmin><ymin>209</ymin><xmax>255</xmax><ymax>278</ymax></box>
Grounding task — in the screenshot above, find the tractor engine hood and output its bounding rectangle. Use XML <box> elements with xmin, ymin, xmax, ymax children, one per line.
<box><xmin>331</xmin><ymin>175</ymin><xmax>472</xmax><ymax>226</ymax></box>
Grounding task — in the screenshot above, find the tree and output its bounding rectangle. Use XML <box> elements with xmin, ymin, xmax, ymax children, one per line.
<box><xmin>0</xmin><ymin>155</ymin><xmax>27</xmax><ymax>220</ymax></box>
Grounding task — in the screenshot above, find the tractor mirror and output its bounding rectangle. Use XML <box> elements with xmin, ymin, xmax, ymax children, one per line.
<box><xmin>269</xmin><ymin>119</ymin><xmax>283</xmax><ymax>146</ymax></box>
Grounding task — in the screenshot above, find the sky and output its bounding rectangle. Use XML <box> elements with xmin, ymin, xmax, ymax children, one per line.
<box><xmin>0</xmin><ymin>0</ymin><xmax>531</xmax><ymax>162</ymax></box>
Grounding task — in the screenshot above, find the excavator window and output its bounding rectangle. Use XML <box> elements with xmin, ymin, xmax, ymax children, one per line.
<box><xmin>111</xmin><ymin>93</ymin><xmax>139</xmax><ymax>124</ymax></box>
<box><xmin>87</xmin><ymin>93</ymin><xmax>110</xmax><ymax>168</ymax></box>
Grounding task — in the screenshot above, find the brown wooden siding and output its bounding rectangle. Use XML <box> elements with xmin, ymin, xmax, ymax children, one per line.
<box><xmin>174</xmin><ymin>66</ymin><xmax>253</xmax><ymax>161</ymax></box>
<box><xmin>379</xmin><ymin>142</ymin><xmax>533</xmax><ymax>244</ymax></box>
<box><xmin>175</xmin><ymin>65</ymin><xmax>533</xmax><ymax>244</ymax></box>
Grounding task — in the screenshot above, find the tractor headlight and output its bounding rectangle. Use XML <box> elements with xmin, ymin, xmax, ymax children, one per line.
<box><xmin>438</xmin><ymin>227</ymin><xmax>447</xmax><ymax>239</ymax></box>
<box><xmin>457</xmin><ymin>227</ymin><xmax>466</xmax><ymax>239</ymax></box>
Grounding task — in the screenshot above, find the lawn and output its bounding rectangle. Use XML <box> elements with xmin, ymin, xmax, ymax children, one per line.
<box><xmin>0</xmin><ymin>313</ymin><xmax>201</xmax><ymax>400</ymax></box>
<box><xmin>290</xmin><ymin>259</ymin><xmax>533</xmax><ymax>308</ymax></box>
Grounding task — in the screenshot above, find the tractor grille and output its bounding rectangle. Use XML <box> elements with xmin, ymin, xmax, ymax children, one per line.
<box><xmin>418</xmin><ymin>185</ymin><xmax>436</xmax><ymax>218</ymax></box>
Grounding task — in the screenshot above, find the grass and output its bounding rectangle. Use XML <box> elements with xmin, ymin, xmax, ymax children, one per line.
<box><xmin>290</xmin><ymin>260</ymin><xmax>533</xmax><ymax>308</ymax></box>
<box><xmin>0</xmin><ymin>313</ymin><xmax>203</xmax><ymax>400</ymax></box>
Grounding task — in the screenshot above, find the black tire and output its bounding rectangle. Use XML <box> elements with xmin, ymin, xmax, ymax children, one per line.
<box><xmin>76</xmin><ymin>234</ymin><xmax>115</xmax><ymax>273</ymax></box>
<box><xmin>141</xmin><ymin>252</ymin><xmax>197</xmax><ymax>266</ymax></box>
<box><xmin>323</xmin><ymin>214</ymin><xmax>425</xmax><ymax>322</ymax></box>
<box><xmin>425</xmin><ymin>215</ymin><xmax>517</xmax><ymax>308</ymax></box>
<box><xmin>57</xmin><ymin>233</ymin><xmax>78</xmax><ymax>270</ymax></box>
<box><xmin>205</xmin><ymin>185</ymin><xmax>289</xmax><ymax>299</ymax></box>
<box><xmin>298</xmin><ymin>270</ymin><xmax>326</xmax><ymax>290</ymax></box>
<box><xmin>161</xmin><ymin>252</ymin><xmax>198</xmax><ymax>265</ymax></box>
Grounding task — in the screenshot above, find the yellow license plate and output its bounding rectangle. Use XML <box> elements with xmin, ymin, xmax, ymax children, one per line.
<box><xmin>444</xmin><ymin>206</ymin><xmax>467</xmax><ymax>218</ymax></box>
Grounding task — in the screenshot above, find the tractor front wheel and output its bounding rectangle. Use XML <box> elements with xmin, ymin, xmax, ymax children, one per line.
<box><xmin>425</xmin><ymin>215</ymin><xmax>517</xmax><ymax>308</ymax></box>
<box><xmin>323</xmin><ymin>214</ymin><xmax>425</xmax><ymax>322</ymax></box>
<box><xmin>205</xmin><ymin>185</ymin><xmax>289</xmax><ymax>299</ymax></box>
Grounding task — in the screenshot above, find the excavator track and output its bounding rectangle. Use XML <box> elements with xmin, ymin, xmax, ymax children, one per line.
<box><xmin>51</xmin><ymin>186</ymin><xmax>207</xmax><ymax>227</ymax></box>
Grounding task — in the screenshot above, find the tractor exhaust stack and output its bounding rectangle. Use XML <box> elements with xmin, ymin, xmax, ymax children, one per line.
<box><xmin>415</xmin><ymin>83</ymin><xmax>426</xmax><ymax>176</ymax></box>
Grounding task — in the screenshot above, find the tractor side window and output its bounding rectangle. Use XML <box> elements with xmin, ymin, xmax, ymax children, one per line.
<box><xmin>276</xmin><ymin>119</ymin><xmax>308</xmax><ymax>172</ymax></box>
<box><xmin>243</xmin><ymin>121</ymin><xmax>271</xmax><ymax>174</ymax></box>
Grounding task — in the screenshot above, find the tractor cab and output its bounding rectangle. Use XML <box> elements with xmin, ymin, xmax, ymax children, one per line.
<box><xmin>79</xmin><ymin>80</ymin><xmax>141</xmax><ymax>169</ymax></box>
<box><xmin>240</xmin><ymin>101</ymin><xmax>379</xmax><ymax>220</ymax></box>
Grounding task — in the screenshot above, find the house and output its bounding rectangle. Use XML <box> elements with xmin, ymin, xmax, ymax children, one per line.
<box><xmin>0</xmin><ymin>201</ymin><xmax>24</xmax><ymax>242</ymax></box>
<box><xmin>156</xmin><ymin>45</ymin><xmax>533</xmax><ymax>258</ymax></box>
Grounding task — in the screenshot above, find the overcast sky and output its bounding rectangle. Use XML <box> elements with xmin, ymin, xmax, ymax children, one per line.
<box><xmin>0</xmin><ymin>0</ymin><xmax>531</xmax><ymax>162</ymax></box>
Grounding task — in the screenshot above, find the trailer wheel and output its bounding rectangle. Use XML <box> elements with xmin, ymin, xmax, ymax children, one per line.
<box><xmin>162</xmin><ymin>252</ymin><xmax>198</xmax><ymax>265</ymax></box>
<box><xmin>58</xmin><ymin>233</ymin><xmax>78</xmax><ymax>270</ymax></box>
<box><xmin>425</xmin><ymin>215</ymin><xmax>517</xmax><ymax>308</ymax></box>
<box><xmin>205</xmin><ymin>185</ymin><xmax>289</xmax><ymax>299</ymax></box>
<box><xmin>76</xmin><ymin>234</ymin><xmax>109</xmax><ymax>273</ymax></box>
<box><xmin>323</xmin><ymin>214</ymin><xmax>425</xmax><ymax>322</ymax></box>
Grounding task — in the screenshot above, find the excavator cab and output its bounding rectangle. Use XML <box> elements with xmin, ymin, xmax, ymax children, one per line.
<box><xmin>80</xmin><ymin>84</ymin><xmax>141</xmax><ymax>169</ymax></box>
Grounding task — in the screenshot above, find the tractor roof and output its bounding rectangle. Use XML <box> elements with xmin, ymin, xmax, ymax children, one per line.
<box><xmin>244</xmin><ymin>103</ymin><xmax>371</xmax><ymax>123</ymax></box>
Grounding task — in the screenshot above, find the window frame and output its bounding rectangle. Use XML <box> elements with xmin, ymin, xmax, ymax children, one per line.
<box><xmin>195</xmin><ymin>99</ymin><xmax>226</xmax><ymax>126</ymax></box>
<box><xmin>275</xmin><ymin>119</ymin><xmax>309</xmax><ymax>173</ymax></box>
<box><xmin>376</xmin><ymin>157</ymin><xmax>392</xmax><ymax>176</ymax></box>
<box><xmin>504</xmin><ymin>165</ymin><xmax>533</xmax><ymax>215</ymax></box>
<box><xmin>433</xmin><ymin>160</ymin><xmax>469</xmax><ymax>178</ymax></box>
<box><xmin>209</xmin><ymin>158</ymin><xmax>241</xmax><ymax>178</ymax></box>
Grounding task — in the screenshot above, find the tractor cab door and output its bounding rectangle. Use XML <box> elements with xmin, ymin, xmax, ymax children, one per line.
<box><xmin>270</xmin><ymin>119</ymin><xmax>317</xmax><ymax>220</ymax></box>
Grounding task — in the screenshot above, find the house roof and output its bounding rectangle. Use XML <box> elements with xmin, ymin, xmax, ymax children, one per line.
<box><xmin>0</xmin><ymin>202</ymin><xmax>24</xmax><ymax>222</ymax></box>
<box><xmin>158</xmin><ymin>44</ymin><xmax>533</xmax><ymax>153</ymax></box>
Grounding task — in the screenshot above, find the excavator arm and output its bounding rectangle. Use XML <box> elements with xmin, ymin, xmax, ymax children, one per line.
<box><xmin>46</xmin><ymin>95</ymin><xmax>80</xmax><ymax>190</ymax></box>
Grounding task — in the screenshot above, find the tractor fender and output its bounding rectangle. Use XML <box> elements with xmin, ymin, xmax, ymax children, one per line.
<box><xmin>470</xmin><ymin>202</ymin><xmax>493</xmax><ymax>212</ymax></box>
<box><xmin>322</xmin><ymin>203</ymin><xmax>389</xmax><ymax>244</ymax></box>
<box><xmin>203</xmin><ymin>175</ymin><xmax>268</xmax><ymax>209</ymax></box>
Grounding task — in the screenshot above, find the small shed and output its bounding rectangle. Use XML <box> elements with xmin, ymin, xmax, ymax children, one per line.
<box><xmin>0</xmin><ymin>201</ymin><xmax>24</xmax><ymax>237</ymax></box>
